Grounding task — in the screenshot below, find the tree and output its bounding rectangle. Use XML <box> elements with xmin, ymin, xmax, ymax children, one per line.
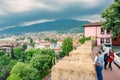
<box><xmin>22</xmin><ymin>44</ymin><xmax>27</xmax><ymax>62</ymax></box>
<box><xmin>30</xmin><ymin>54</ymin><xmax>52</xmax><ymax>71</ymax></box>
<box><xmin>28</xmin><ymin>49</ymin><xmax>55</xmax><ymax>69</ymax></box>
<box><xmin>30</xmin><ymin>54</ymin><xmax>52</xmax><ymax>79</ymax></box>
<box><xmin>14</xmin><ymin>47</ymin><xmax>24</xmax><ymax>61</ymax></box>
<box><xmin>26</xmin><ymin>49</ymin><xmax>55</xmax><ymax>64</ymax></box>
<box><xmin>22</xmin><ymin>43</ymin><xmax>27</xmax><ymax>51</ymax></box>
<box><xmin>0</xmin><ymin>50</ymin><xmax>5</xmax><ymax>57</ymax></box>
<box><xmin>102</xmin><ymin>0</ymin><xmax>120</xmax><ymax>38</ymax></box>
<box><xmin>7</xmin><ymin>74</ymin><xmax>23</xmax><ymax>80</ymax></box>
<box><xmin>0</xmin><ymin>55</ymin><xmax>17</xmax><ymax>80</ymax></box>
<box><xmin>50</xmin><ymin>38</ymin><xmax>58</xmax><ymax>43</ymax></box>
<box><xmin>45</xmin><ymin>37</ymin><xmax>50</xmax><ymax>41</ymax></box>
<box><xmin>10</xmin><ymin>47</ymin><xmax>14</xmax><ymax>59</ymax></box>
<box><xmin>38</xmin><ymin>49</ymin><xmax>56</xmax><ymax>65</ymax></box>
<box><xmin>60</xmin><ymin>37</ymin><xmax>73</xmax><ymax>57</ymax></box>
<box><xmin>45</xmin><ymin>37</ymin><xmax>58</xmax><ymax>43</ymax></box>
<box><xmin>25</xmin><ymin>49</ymin><xmax>36</xmax><ymax>62</ymax></box>
<box><xmin>29</xmin><ymin>38</ymin><xmax>35</xmax><ymax>48</ymax></box>
<box><xmin>9</xmin><ymin>62</ymin><xmax>40</xmax><ymax>80</ymax></box>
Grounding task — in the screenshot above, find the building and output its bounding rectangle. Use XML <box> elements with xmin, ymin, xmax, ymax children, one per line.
<box><xmin>83</xmin><ymin>22</ymin><xmax>120</xmax><ymax>46</ymax></box>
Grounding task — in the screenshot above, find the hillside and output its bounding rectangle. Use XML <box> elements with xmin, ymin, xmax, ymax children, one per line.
<box><xmin>0</xmin><ymin>19</ymin><xmax>90</xmax><ymax>34</ymax></box>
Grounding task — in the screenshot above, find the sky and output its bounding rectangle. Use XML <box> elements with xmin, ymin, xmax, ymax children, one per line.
<box><xmin>0</xmin><ymin>0</ymin><xmax>113</xmax><ymax>31</ymax></box>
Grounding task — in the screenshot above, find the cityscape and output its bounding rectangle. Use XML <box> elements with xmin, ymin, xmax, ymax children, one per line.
<box><xmin>0</xmin><ymin>0</ymin><xmax>120</xmax><ymax>80</ymax></box>
<box><xmin>0</xmin><ymin>32</ymin><xmax>82</xmax><ymax>54</ymax></box>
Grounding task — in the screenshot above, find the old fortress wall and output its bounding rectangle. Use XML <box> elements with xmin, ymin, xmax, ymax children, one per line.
<box><xmin>51</xmin><ymin>40</ymin><xmax>97</xmax><ymax>80</ymax></box>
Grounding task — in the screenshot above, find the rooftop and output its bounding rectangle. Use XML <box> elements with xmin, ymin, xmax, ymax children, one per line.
<box><xmin>83</xmin><ymin>22</ymin><xmax>101</xmax><ymax>27</ymax></box>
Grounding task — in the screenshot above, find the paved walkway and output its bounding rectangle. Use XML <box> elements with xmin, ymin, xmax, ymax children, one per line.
<box><xmin>92</xmin><ymin>46</ymin><xmax>120</xmax><ymax>80</ymax></box>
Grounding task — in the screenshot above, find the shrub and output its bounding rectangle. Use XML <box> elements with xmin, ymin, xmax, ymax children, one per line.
<box><xmin>79</xmin><ymin>37</ymin><xmax>91</xmax><ymax>44</ymax></box>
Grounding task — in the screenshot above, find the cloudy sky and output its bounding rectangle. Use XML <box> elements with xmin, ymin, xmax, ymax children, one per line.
<box><xmin>0</xmin><ymin>0</ymin><xmax>113</xmax><ymax>30</ymax></box>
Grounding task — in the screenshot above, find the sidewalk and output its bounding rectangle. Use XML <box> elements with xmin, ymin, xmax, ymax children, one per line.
<box><xmin>92</xmin><ymin>46</ymin><xmax>120</xmax><ymax>80</ymax></box>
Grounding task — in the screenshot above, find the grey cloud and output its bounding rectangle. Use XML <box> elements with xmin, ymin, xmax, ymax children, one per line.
<box><xmin>0</xmin><ymin>0</ymin><xmax>113</xmax><ymax>28</ymax></box>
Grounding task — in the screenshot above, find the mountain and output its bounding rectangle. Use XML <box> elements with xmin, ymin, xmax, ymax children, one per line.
<box><xmin>0</xmin><ymin>19</ymin><xmax>90</xmax><ymax>34</ymax></box>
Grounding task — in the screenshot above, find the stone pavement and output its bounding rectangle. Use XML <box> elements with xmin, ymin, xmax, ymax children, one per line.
<box><xmin>92</xmin><ymin>46</ymin><xmax>120</xmax><ymax>80</ymax></box>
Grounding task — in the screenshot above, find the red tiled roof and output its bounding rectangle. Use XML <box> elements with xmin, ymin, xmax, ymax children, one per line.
<box><xmin>83</xmin><ymin>22</ymin><xmax>101</xmax><ymax>27</ymax></box>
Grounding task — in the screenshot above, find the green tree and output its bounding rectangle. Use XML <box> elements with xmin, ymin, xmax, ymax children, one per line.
<box><xmin>30</xmin><ymin>54</ymin><xmax>52</xmax><ymax>79</ymax></box>
<box><xmin>0</xmin><ymin>55</ymin><xmax>17</xmax><ymax>79</ymax></box>
<box><xmin>0</xmin><ymin>50</ymin><xmax>5</xmax><ymax>56</ymax></box>
<box><xmin>26</xmin><ymin>49</ymin><xmax>36</xmax><ymax>62</ymax></box>
<box><xmin>45</xmin><ymin>37</ymin><xmax>50</xmax><ymax>41</ymax></box>
<box><xmin>50</xmin><ymin>38</ymin><xmax>58</xmax><ymax>43</ymax></box>
<box><xmin>21</xmin><ymin>44</ymin><xmax>27</xmax><ymax>62</ymax></box>
<box><xmin>22</xmin><ymin>43</ymin><xmax>27</xmax><ymax>51</ymax></box>
<box><xmin>9</xmin><ymin>62</ymin><xmax>40</xmax><ymax>80</ymax></box>
<box><xmin>60</xmin><ymin>37</ymin><xmax>73</xmax><ymax>57</ymax></box>
<box><xmin>26</xmin><ymin>49</ymin><xmax>55</xmax><ymax>64</ymax></box>
<box><xmin>102</xmin><ymin>0</ymin><xmax>120</xmax><ymax>38</ymax></box>
<box><xmin>7</xmin><ymin>74</ymin><xmax>23</xmax><ymax>80</ymax></box>
<box><xmin>30</xmin><ymin>54</ymin><xmax>51</xmax><ymax>71</ymax></box>
<box><xmin>11</xmin><ymin>47</ymin><xmax>14</xmax><ymax>59</ymax></box>
<box><xmin>14</xmin><ymin>47</ymin><xmax>24</xmax><ymax>61</ymax></box>
<box><xmin>27</xmin><ymin>49</ymin><xmax>55</xmax><ymax>66</ymax></box>
<box><xmin>29</xmin><ymin>38</ymin><xmax>35</xmax><ymax>48</ymax></box>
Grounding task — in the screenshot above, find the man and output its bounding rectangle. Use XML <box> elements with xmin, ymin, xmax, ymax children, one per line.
<box><xmin>94</xmin><ymin>50</ymin><xmax>104</xmax><ymax>80</ymax></box>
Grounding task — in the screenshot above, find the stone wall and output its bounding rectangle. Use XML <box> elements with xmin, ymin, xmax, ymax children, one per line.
<box><xmin>51</xmin><ymin>40</ymin><xmax>97</xmax><ymax>80</ymax></box>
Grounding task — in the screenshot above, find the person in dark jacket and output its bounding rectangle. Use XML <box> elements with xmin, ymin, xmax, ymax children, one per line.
<box><xmin>103</xmin><ymin>49</ymin><xmax>109</xmax><ymax>70</ymax></box>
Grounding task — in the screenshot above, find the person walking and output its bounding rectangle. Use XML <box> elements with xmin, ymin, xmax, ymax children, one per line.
<box><xmin>103</xmin><ymin>49</ymin><xmax>109</xmax><ymax>70</ymax></box>
<box><xmin>94</xmin><ymin>50</ymin><xmax>104</xmax><ymax>80</ymax></box>
<box><xmin>108</xmin><ymin>49</ymin><xmax>114</xmax><ymax>71</ymax></box>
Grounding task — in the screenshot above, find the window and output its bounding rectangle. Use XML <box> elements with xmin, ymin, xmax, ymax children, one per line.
<box><xmin>106</xmin><ymin>29</ymin><xmax>110</xmax><ymax>34</ymax></box>
<box><xmin>101</xmin><ymin>28</ymin><xmax>104</xmax><ymax>34</ymax></box>
<box><xmin>100</xmin><ymin>38</ymin><xmax>104</xmax><ymax>44</ymax></box>
<box><xmin>106</xmin><ymin>38</ymin><xmax>110</xmax><ymax>43</ymax></box>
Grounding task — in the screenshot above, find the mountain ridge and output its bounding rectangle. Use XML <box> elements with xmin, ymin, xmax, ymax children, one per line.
<box><xmin>0</xmin><ymin>19</ymin><xmax>90</xmax><ymax>34</ymax></box>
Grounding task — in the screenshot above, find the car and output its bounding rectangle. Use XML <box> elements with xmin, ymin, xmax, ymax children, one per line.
<box><xmin>114</xmin><ymin>51</ymin><xmax>120</xmax><ymax>67</ymax></box>
<box><xmin>102</xmin><ymin>43</ymin><xmax>112</xmax><ymax>51</ymax></box>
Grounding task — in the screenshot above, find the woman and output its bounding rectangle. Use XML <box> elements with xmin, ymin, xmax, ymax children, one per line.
<box><xmin>108</xmin><ymin>49</ymin><xmax>114</xmax><ymax>71</ymax></box>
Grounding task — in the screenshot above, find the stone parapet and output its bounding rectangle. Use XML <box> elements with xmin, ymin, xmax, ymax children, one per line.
<box><xmin>51</xmin><ymin>40</ymin><xmax>97</xmax><ymax>80</ymax></box>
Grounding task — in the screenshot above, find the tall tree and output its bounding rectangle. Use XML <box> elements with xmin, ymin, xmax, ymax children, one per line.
<box><xmin>10</xmin><ymin>47</ymin><xmax>14</xmax><ymax>59</ymax></box>
<box><xmin>102</xmin><ymin>0</ymin><xmax>120</xmax><ymax>38</ymax></box>
<box><xmin>22</xmin><ymin>43</ymin><xmax>27</xmax><ymax>51</ymax></box>
<box><xmin>29</xmin><ymin>38</ymin><xmax>35</xmax><ymax>48</ymax></box>
<box><xmin>61</xmin><ymin>37</ymin><xmax>73</xmax><ymax>56</ymax></box>
<box><xmin>22</xmin><ymin>44</ymin><xmax>27</xmax><ymax>62</ymax></box>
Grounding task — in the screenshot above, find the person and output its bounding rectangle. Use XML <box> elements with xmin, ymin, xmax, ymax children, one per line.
<box><xmin>108</xmin><ymin>49</ymin><xmax>114</xmax><ymax>71</ymax></box>
<box><xmin>94</xmin><ymin>50</ymin><xmax>104</xmax><ymax>80</ymax></box>
<box><xmin>103</xmin><ymin>49</ymin><xmax>109</xmax><ymax>70</ymax></box>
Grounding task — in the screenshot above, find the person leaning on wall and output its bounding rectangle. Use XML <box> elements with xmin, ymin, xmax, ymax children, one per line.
<box><xmin>94</xmin><ymin>50</ymin><xmax>104</xmax><ymax>80</ymax></box>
